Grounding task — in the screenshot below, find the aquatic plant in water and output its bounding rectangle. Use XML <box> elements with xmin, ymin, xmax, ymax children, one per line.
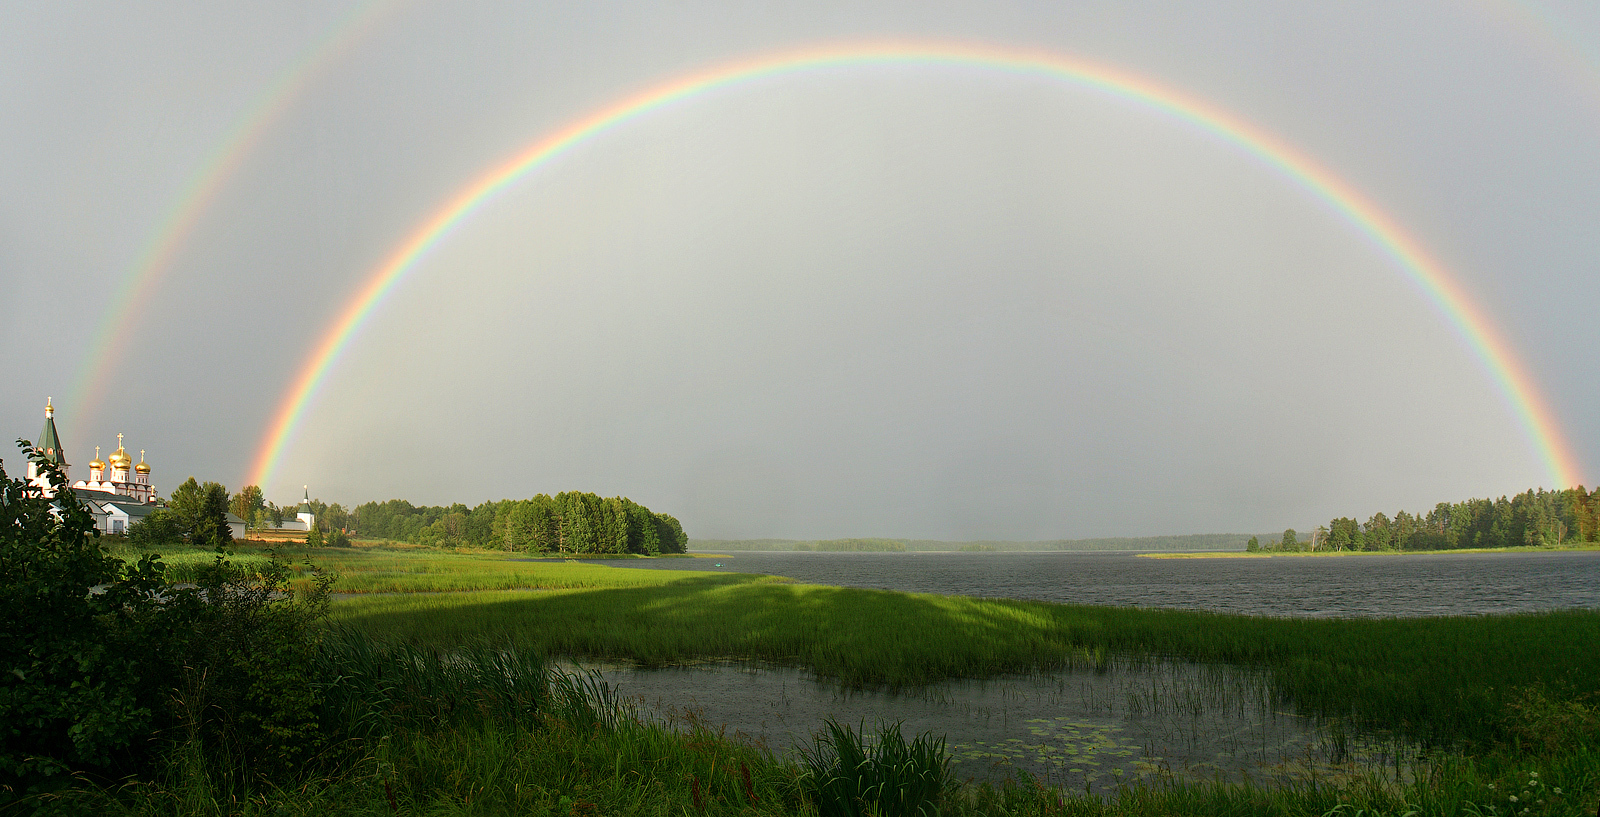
<box><xmin>801</xmin><ymin>718</ymin><xmax>950</xmax><ymax>817</ymax></box>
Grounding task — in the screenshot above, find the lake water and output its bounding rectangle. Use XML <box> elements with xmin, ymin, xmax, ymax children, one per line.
<box><xmin>576</xmin><ymin>659</ymin><xmax>1406</xmax><ymax>792</ymax></box>
<box><xmin>625</xmin><ymin>549</ymin><xmax>1600</xmax><ymax>618</ymax></box>
<box><xmin>566</xmin><ymin>550</ymin><xmax>1592</xmax><ymax>788</ymax></box>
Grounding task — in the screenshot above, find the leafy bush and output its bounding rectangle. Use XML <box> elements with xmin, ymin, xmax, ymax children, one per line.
<box><xmin>162</xmin><ymin>552</ymin><xmax>333</xmax><ymax>778</ymax></box>
<box><xmin>1</xmin><ymin>441</ymin><xmax>332</xmax><ymax>794</ymax></box>
<box><xmin>1</xmin><ymin>442</ymin><xmax>175</xmax><ymax>788</ymax></box>
<box><xmin>125</xmin><ymin>508</ymin><xmax>183</xmax><ymax>546</ymax></box>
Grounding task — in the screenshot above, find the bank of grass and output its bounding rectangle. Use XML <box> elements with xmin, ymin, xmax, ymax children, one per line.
<box><xmin>316</xmin><ymin>556</ymin><xmax>700</xmax><ymax>594</ymax></box>
<box><xmin>333</xmin><ymin>575</ymin><xmax>1600</xmax><ymax>749</ymax></box>
<box><xmin>54</xmin><ymin>547</ymin><xmax>1600</xmax><ymax>814</ymax></box>
<box><xmin>63</xmin><ymin>724</ymin><xmax>1600</xmax><ymax>817</ymax></box>
<box><xmin>1146</xmin><ymin>543</ymin><xmax>1600</xmax><ymax>559</ymax></box>
<box><xmin>111</xmin><ymin>542</ymin><xmax>1600</xmax><ymax>748</ymax></box>
<box><xmin>104</xmin><ymin>540</ymin><xmax>704</xmax><ymax>593</ymax></box>
<box><xmin>44</xmin><ymin>624</ymin><xmax>1599</xmax><ymax>817</ymax></box>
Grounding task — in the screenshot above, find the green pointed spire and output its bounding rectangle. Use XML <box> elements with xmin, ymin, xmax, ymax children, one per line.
<box><xmin>37</xmin><ymin>398</ymin><xmax>65</xmax><ymax>465</ymax></box>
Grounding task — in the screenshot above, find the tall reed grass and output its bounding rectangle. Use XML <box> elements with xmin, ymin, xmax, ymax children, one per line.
<box><xmin>801</xmin><ymin>719</ymin><xmax>949</xmax><ymax>817</ymax></box>
<box><xmin>29</xmin><ymin>616</ymin><xmax>1598</xmax><ymax>815</ymax></box>
<box><xmin>56</xmin><ymin>708</ymin><xmax>1600</xmax><ymax>816</ymax></box>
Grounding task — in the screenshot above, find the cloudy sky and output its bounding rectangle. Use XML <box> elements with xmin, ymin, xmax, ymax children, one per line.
<box><xmin>4</xmin><ymin>1</ymin><xmax>1598</xmax><ymax>540</ymax></box>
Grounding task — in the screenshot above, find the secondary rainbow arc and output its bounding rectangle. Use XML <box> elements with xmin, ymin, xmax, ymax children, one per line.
<box><xmin>246</xmin><ymin>40</ymin><xmax>1584</xmax><ymax>493</ymax></box>
<box><xmin>64</xmin><ymin>0</ymin><xmax>400</xmax><ymax>441</ymax></box>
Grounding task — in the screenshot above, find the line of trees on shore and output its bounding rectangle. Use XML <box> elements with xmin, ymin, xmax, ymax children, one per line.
<box><xmin>794</xmin><ymin>538</ymin><xmax>906</xmax><ymax>552</ymax></box>
<box><xmin>343</xmin><ymin>492</ymin><xmax>687</xmax><ymax>555</ymax></box>
<box><xmin>128</xmin><ymin>481</ymin><xmax>685</xmax><ymax>556</ymax></box>
<box><xmin>1248</xmin><ymin>486</ymin><xmax>1599</xmax><ymax>553</ymax></box>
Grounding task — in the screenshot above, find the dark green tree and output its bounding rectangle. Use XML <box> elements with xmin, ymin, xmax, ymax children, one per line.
<box><xmin>1326</xmin><ymin>518</ymin><xmax>1357</xmax><ymax>551</ymax></box>
<box><xmin>168</xmin><ymin>477</ymin><xmax>233</xmax><ymax>547</ymax></box>
<box><xmin>320</xmin><ymin>502</ymin><xmax>349</xmax><ymax>535</ymax></box>
<box><xmin>1364</xmin><ymin>512</ymin><xmax>1392</xmax><ymax>550</ymax></box>
<box><xmin>231</xmin><ymin>485</ymin><xmax>265</xmax><ymax>531</ymax></box>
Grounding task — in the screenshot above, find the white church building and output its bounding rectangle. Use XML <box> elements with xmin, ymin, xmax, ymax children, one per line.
<box><xmin>22</xmin><ymin>398</ymin><xmax>246</xmax><ymax>538</ymax></box>
<box><xmin>266</xmin><ymin>487</ymin><xmax>318</xmax><ymax>532</ymax></box>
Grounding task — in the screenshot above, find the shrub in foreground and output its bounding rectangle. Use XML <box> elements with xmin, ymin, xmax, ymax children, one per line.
<box><xmin>1</xmin><ymin>443</ymin><xmax>171</xmax><ymax>786</ymax></box>
<box><xmin>1</xmin><ymin>441</ymin><xmax>333</xmax><ymax>797</ymax></box>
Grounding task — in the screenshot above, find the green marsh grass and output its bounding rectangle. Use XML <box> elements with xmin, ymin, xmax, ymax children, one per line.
<box><xmin>104</xmin><ymin>540</ymin><xmax>704</xmax><ymax>593</ymax></box>
<box><xmin>801</xmin><ymin>718</ymin><xmax>949</xmax><ymax>817</ymax></box>
<box><xmin>332</xmin><ymin>576</ymin><xmax>1600</xmax><ymax>748</ymax></box>
<box><xmin>58</xmin><ymin>713</ymin><xmax>1600</xmax><ymax>816</ymax></box>
<box><xmin>52</xmin><ymin>625</ymin><xmax>811</xmax><ymax>817</ymax></box>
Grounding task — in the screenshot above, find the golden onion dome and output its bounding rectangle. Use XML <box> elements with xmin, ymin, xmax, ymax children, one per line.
<box><xmin>135</xmin><ymin>450</ymin><xmax>150</xmax><ymax>474</ymax></box>
<box><xmin>108</xmin><ymin>434</ymin><xmax>131</xmax><ymax>468</ymax></box>
<box><xmin>90</xmin><ymin>446</ymin><xmax>107</xmax><ymax>471</ymax></box>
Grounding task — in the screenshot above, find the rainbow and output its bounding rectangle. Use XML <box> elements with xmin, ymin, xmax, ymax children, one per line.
<box><xmin>1476</xmin><ymin>0</ymin><xmax>1600</xmax><ymax>120</ymax></box>
<box><xmin>245</xmin><ymin>40</ymin><xmax>1585</xmax><ymax>492</ymax></box>
<box><xmin>65</xmin><ymin>0</ymin><xmax>402</xmax><ymax>441</ymax></box>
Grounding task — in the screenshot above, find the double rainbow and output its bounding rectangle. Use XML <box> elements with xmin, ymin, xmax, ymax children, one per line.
<box><xmin>244</xmin><ymin>41</ymin><xmax>1584</xmax><ymax>492</ymax></box>
<box><xmin>64</xmin><ymin>0</ymin><xmax>401</xmax><ymax>440</ymax></box>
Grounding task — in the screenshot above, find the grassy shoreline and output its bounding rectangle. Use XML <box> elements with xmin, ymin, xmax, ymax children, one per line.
<box><xmin>331</xmin><ymin>574</ymin><xmax>1600</xmax><ymax>747</ymax></box>
<box><xmin>111</xmin><ymin>541</ymin><xmax>1600</xmax><ymax>746</ymax></box>
<box><xmin>59</xmin><ymin>539</ymin><xmax>1600</xmax><ymax>814</ymax></box>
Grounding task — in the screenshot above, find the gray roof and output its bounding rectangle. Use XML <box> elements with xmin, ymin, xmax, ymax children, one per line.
<box><xmin>99</xmin><ymin>499</ymin><xmax>159</xmax><ymax>519</ymax></box>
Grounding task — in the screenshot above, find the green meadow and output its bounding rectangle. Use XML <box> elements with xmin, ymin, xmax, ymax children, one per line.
<box><xmin>75</xmin><ymin>539</ymin><xmax>1600</xmax><ymax>816</ymax></box>
<box><xmin>106</xmin><ymin>539</ymin><xmax>696</xmax><ymax>592</ymax></box>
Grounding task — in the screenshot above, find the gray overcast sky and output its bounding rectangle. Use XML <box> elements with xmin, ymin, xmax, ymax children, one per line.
<box><xmin>4</xmin><ymin>1</ymin><xmax>1598</xmax><ymax>539</ymax></box>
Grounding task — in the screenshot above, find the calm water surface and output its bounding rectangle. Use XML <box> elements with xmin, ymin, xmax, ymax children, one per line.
<box><xmin>576</xmin><ymin>660</ymin><xmax>1406</xmax><ymax>791</ymax></box>
<box><xmin>628</xmin><ymin>550</ymin><xmax>1600</xmax><ymax>617</ymax></box>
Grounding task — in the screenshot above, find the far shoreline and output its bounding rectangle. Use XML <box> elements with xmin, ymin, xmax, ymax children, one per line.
<box><xmin>1141</xmin><ymin>543</ymin><xmax>1600</xmax><ymax>559</ymax></box>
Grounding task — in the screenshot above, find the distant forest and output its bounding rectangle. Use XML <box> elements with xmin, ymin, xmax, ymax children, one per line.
<box><xmin>294</xmin><ymin>492</ymin><xmax>686</xmax><ymax>555</ymax></box>
<box><xmin>690</xmin><ymin>533</ymin><xmax>1257</xmax><ymax>553</ymax></box>
<box><xmin>1258</xmin><ymin>486</ymin><xmax>1599</xmax><ymax>552</ymax></box>
<box><xmin>698</xmin><ymin>486</ymin><xmax>1600</xmax><ymax>555</ymax></box>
